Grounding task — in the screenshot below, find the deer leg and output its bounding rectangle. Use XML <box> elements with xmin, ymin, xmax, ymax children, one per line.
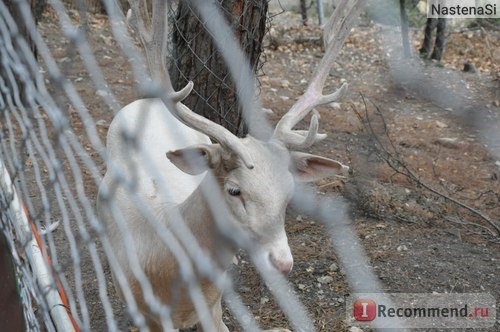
<box><xmin>145</xmin><ymin>319</ymin><xmax>164</xmax><ymax>332</ymax></box>
<box><xmin>145</xmin><ymin>319</ymin><xmax>179</xmax><ymax>332</ymax></box>
<box><xmin>196</xmin><ymin>298</ymin><xmax>229</xmax><ymax>332</ymax></box>
<box><xmin>213</xmin><ymin>300</ymin><xmax>230</xmax><ymax>332</ymax></box>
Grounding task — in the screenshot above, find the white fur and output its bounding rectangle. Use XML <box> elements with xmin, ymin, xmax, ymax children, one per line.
<box><xmin>98</xmin><ymin>98</ymin><xmax>347</xmax><ymax>330</ymax></box>
<box><xmin>105</xmin><ymin>98</ymin><xmax>210</xmax><ymax>206</ymax></box>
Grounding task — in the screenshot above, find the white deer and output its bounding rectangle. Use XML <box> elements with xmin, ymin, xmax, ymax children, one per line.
<box><xmin>97</xmin><ymin>0</ymin><xmax>360</xmax><ymax>331</ymax></box>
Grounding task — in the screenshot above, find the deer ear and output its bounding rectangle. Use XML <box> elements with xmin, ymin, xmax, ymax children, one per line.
<box><xmin>290</xmin><ymin>151</ymin><xmax>349</xmax><ymax>182</ymax></box>
<box><xmin>166</xmin><ymin>144</ymin><xmax>222</xmax><ymax>175</ymax></box>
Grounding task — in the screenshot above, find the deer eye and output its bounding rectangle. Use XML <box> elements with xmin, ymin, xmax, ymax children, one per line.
<box><xmin>227</xmin><ymin>187</ymin><xmax>241</xmax><ymax>196</ymax></box>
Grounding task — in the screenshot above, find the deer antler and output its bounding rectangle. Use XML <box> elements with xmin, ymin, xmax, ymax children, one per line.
<box><xmin>273</xmin><ymin>0</ymin><xmax>366</xmax><ymax>149</ymax></box>
<box><xmin>127</xmin><ymin>0</ymin><xmax>254</xmax><ymax>169</ymax></box>
<box><xmin>127</xmin><ymin>0</ymin><xmax>169</xmax><ymax>85</ymax></box>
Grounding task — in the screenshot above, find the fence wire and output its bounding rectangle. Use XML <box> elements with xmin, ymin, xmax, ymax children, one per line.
<box><xmin>168</xmin><ymin>0</ymin><xmax>270</xmax><ymax>137</ymax></box>
<box><xmin>0</xmin><ymin>0</ymin><xmax>406</xmax><ymax>331</ymax></box>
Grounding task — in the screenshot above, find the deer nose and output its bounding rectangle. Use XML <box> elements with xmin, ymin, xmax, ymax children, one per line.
<box><xmin>269</xmin><ymin>253</ymin><xmax>293</xmax><ymax>275</ymax></box>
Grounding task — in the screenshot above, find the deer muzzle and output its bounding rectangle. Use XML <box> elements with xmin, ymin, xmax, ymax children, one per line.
<box><xmin>269</xmin><ymin>251</ymin><xmax>293</xmax><ymax>275</ymax></box>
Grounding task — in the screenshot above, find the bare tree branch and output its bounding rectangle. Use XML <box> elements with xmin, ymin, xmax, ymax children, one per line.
<box><xmin>354</xmin><ymin>95</ymin><xmax>500</xmax><ymax>237</ymax></box>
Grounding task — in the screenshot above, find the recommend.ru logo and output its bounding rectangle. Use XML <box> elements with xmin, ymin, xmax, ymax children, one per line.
<box><xmin>347</xmin><ymin>293</ymin><xmax>496</xmax><ymax>328</ymax></box>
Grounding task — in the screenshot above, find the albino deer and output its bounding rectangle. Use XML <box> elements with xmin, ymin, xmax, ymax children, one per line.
<box><xmin>97</xmin><ymin>0</ymin><xmax>361</xmax><ymax>331</ymax></box>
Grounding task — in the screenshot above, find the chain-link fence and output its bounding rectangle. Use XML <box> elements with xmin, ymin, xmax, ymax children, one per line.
<box><xmin>0</xmin><ymin>0</ymin><xmax>406</xmax><ymax>331</ymax></box>
<box><xmin>169</xmin><ymin>1</ymin><xmax>270</xmax><ymax>137</ymax></box>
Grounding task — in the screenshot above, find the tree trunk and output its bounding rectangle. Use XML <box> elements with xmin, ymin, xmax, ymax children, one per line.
<box><xmin>431</xmin><ymin>18</ymin><xmax>447</xmax><ymax>61</ymax></box>
<box><xmin>0</xmin><ymin>0</ymin><xmax>43</xmax><ymax>327</ymax></box>
<box><xmin>419</xmin><ymin>18</ymin><xmax>436</xmax><ymax>57</ymax></box>
<box><xmin>2</xmin><ymin>0</ymin><xmax>43</xmax><ymax>56</ymax></box>
<box><xmin>170</xmin><ymin>0</ymin><xmax>268</xmax><ymax>137</ymax></box>
<box><xmin>300</xmin><ymin>0</ymin><xmax>308</xmax><ymax>26</ymax></box>
<box><xmin>419</xmin><ymin>17</ymin><xmax>447</xmax><ymax>61</ymax></box>
<box><xmin>399</xmin><ymin>0</ymin><xmax>411</xmax><ymax>58</ymax></box>
<box><xmin>0</xmin><ymin>0</ymin><xmax>44</xmax><ymax>106</ymax></box>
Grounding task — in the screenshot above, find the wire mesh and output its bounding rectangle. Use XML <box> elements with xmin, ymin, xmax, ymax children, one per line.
<box><xmin>0</xmin><ymin>0</ymin><xmax>405</xmax><ymax>331</ymax></box>
<box><xmin>169</xmin><ymin>0</ymin><xmax>270</xmax><ymax>137</ymax></box>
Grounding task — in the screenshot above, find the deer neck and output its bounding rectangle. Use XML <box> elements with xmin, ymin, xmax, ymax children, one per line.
<box><xmin>177</xmin><ymin>176</ymin><xmax>236</xmax><ymax>269</ymax></box>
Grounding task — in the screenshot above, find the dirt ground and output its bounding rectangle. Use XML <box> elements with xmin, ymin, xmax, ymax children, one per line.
<box><xmin>36</xmin><ymin>6</ymin><xmax>499</xmax><ymax>332</ymax></box>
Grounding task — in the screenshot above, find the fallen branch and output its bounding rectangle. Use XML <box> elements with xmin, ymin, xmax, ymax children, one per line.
<box><xmin>444</xmin><ymin>216</ymin><xmax>497</xmax><ymax>239</ymax></box>
<box><xmin>353</xmin><ymin>95</ymin><xmax>500</xmax><ymax>237</ymax></box>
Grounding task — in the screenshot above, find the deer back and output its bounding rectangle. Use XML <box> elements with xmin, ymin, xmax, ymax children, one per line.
<box><xmin>104</xmin><ymin>98</ymin><xmax>211</xmax><ymax>207</ymax></box>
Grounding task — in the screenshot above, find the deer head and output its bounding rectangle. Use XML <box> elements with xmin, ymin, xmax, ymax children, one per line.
<box><xmin>126</xmin><ymin>0</ymin><xmax>353</xmax><ymax>275</ymax></box>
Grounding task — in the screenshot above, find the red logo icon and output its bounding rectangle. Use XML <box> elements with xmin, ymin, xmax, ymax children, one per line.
<box><xmin>353</xmin><ymin>299</ymin><xmax>377</xmax><ymax>321</ymax></box>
